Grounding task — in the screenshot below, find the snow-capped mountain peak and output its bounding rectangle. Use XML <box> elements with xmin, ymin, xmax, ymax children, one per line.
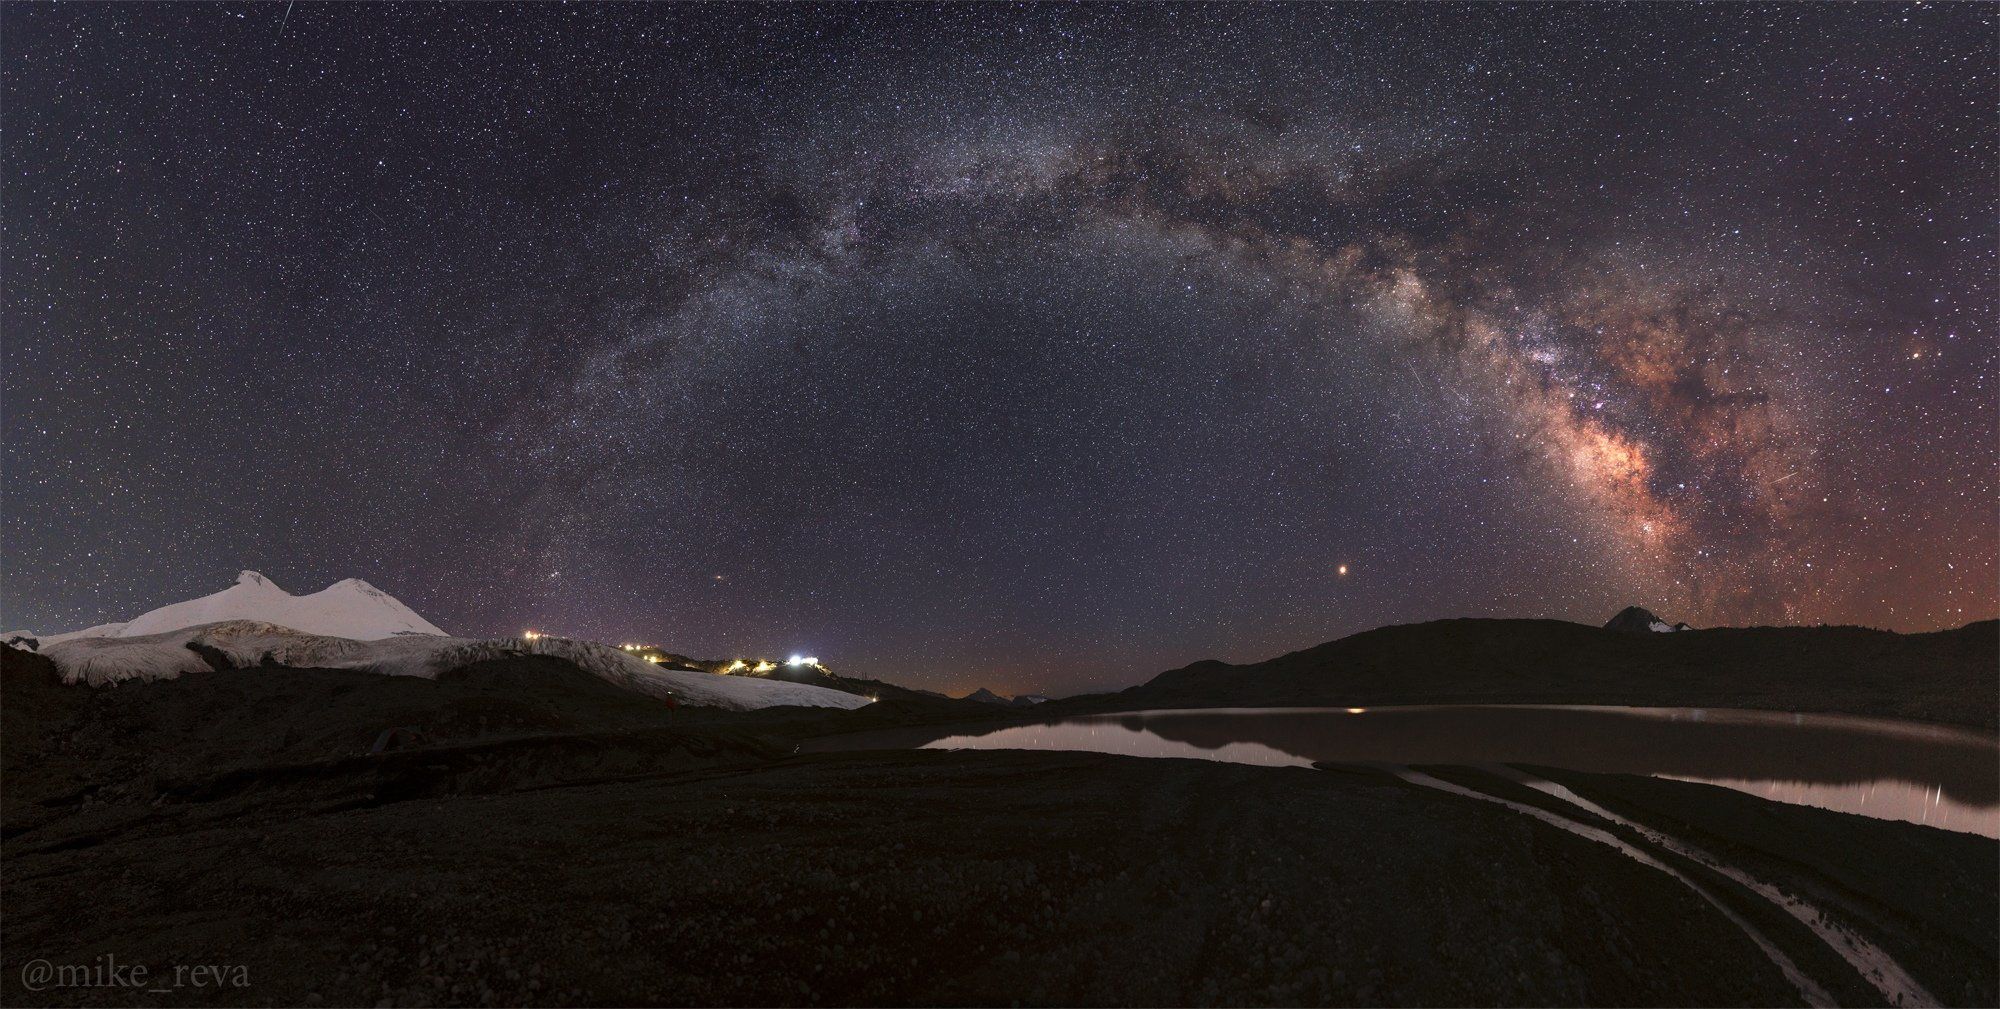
<box><xmin>45</xmin><ymin>571</ymin><xmax>448</xmax><ymax>643</ymax></box>
<box><xmin>17</xmin><ymin>572</ymin><xmax>871</xmax><ymax>713</ymax></box>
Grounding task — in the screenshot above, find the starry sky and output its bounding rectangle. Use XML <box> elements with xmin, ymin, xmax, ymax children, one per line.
<box><xmin>4</xmin><ymin>3</ymin><xmax>1994</xmax><ymax>695</ymax></box>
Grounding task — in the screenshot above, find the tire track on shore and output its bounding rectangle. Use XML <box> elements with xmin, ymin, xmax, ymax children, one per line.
<box><xmin>1500</xmin><ymin>768</ymin><xmax>1939</xmax><ymax>1008</ymax></box>
<box><xmin>1388</xmin><ymin>767</ymin><xmax>1837</xmax><ymax>1008</ymax></box>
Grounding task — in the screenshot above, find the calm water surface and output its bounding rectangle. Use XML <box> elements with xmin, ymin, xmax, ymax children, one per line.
<box><xmin>824</xmin><ymin>705</ymin><xmax>2000</xmax><ymax>837</ymax></box>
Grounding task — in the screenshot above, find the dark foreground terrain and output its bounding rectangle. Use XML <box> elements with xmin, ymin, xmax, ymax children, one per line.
<box><xmin>4</xmin><ymin>646</ymin><xmax>1995</xmax><ymax>1007</ymax></box>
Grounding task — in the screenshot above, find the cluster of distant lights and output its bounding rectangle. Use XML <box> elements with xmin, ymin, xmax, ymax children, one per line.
<box><xmin>517</xmin><ymin>631</ymin><xmax>876</xmax><ymax>701</ymax></box>
<box><xmin>523</xmin><ymin>631</ymin><xmax>825</xmax><ymax>673</ymax></box>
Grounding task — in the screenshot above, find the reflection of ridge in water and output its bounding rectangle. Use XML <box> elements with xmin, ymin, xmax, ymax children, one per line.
<box><xmin>911</xmin><ymin>705</ymin><xmax>2000</xmax><ymax>838</ymax></box>
<box><xmin>926</xmin><ymin>720</ymin><xmax>1308</xmax><ymax>768</ymax></box>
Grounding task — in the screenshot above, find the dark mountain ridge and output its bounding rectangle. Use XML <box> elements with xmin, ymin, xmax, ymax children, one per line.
<box><xmin>961</xmin><ymin>687</ymin><xmax>1049</xmax><ymax>707</ymax></box>
<box><xmin>1603</xmin><ymin>606</ymin><xmax>1693</xmax><ymax>633</ymax></box>
<box><xmin>1090</xmin><ymin>617</ymin><xmax>1998</xmax><ymax>730</ymax></box>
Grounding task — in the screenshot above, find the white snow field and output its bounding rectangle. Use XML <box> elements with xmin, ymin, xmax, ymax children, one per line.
<box><xmin>27</xmin><ymin>573</ymin><xmax>870</xmax><ymax>712</ymax></box>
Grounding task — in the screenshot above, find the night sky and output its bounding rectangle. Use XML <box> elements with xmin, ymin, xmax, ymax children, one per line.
<box><xmin>5</xmin><ymin>3</ymin><xmax>1994</xmax><ymax>695</ymax></box>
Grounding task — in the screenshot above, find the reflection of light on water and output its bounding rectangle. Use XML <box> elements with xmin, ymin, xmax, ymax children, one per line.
<box><xmin>1667</xmin><ymin>774</ymin><xmax>2000</xmax><ymax>838</ymax></box>
<box><xmin>922</xmin><ymin>721</ymin><xmax>1311</xmax><ymax>768</ymax></box>
<box><xmin>1510</xmin><ymin>704</ymin><xmax>1993</xmax><ymax>746</ymax></box>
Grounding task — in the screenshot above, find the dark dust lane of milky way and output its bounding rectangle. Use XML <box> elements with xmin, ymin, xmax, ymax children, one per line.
<box><xmin>3</xmin><ymin>4</ymin><xmax>1992</xmax><ymax>694</ymax></box>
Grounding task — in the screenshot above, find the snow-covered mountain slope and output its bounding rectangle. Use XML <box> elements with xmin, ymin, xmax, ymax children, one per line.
<box><xmin>40</xmin><ymin>622</ymin><xmax>871</xmax><ymax>712</ymax></box>
<box><xmin>46</xmin><ymin>571</ymin><xmax>448</xmax><ymax>642</ymax></box>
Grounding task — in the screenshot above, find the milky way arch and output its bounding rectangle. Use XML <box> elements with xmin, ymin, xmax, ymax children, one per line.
<box><xmin>495</xmin><ymin>118</ymin><xmax>1823</xmax><ymax>624</ymax></box>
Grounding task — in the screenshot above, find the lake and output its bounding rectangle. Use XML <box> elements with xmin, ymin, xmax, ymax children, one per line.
<box><xmin>814</xmin><ymin>705</ymin><xmax>2000</xmax><ymax>837</ymax></box>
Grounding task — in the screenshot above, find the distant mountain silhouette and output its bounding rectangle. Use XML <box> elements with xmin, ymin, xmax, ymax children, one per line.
<box><xmin>1604</xmin><ymin>606</ymin><xmax>1693</xmax><ymax>634</ymax></box>
<box><xmin>1083</xmin><ymin>618</ymin><xmax>1997</xmax><ymax>729</ymax></box>
<box><xmin>961</xmin><ymin>687</ymin><xmax>1049</xmax><ymax>707</ymax></box>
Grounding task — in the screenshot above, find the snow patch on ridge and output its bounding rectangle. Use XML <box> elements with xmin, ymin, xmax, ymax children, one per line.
<box><xmin>35</xmin><ymin>622</ymin><xmax>133</xmax><ymax>647</ymax></box>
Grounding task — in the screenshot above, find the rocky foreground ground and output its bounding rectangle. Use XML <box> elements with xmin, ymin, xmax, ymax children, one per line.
<box><xmin>3</xmin><ymin>646</ymin><xmax>1994</xmax><ymax>1007</ymax></box>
